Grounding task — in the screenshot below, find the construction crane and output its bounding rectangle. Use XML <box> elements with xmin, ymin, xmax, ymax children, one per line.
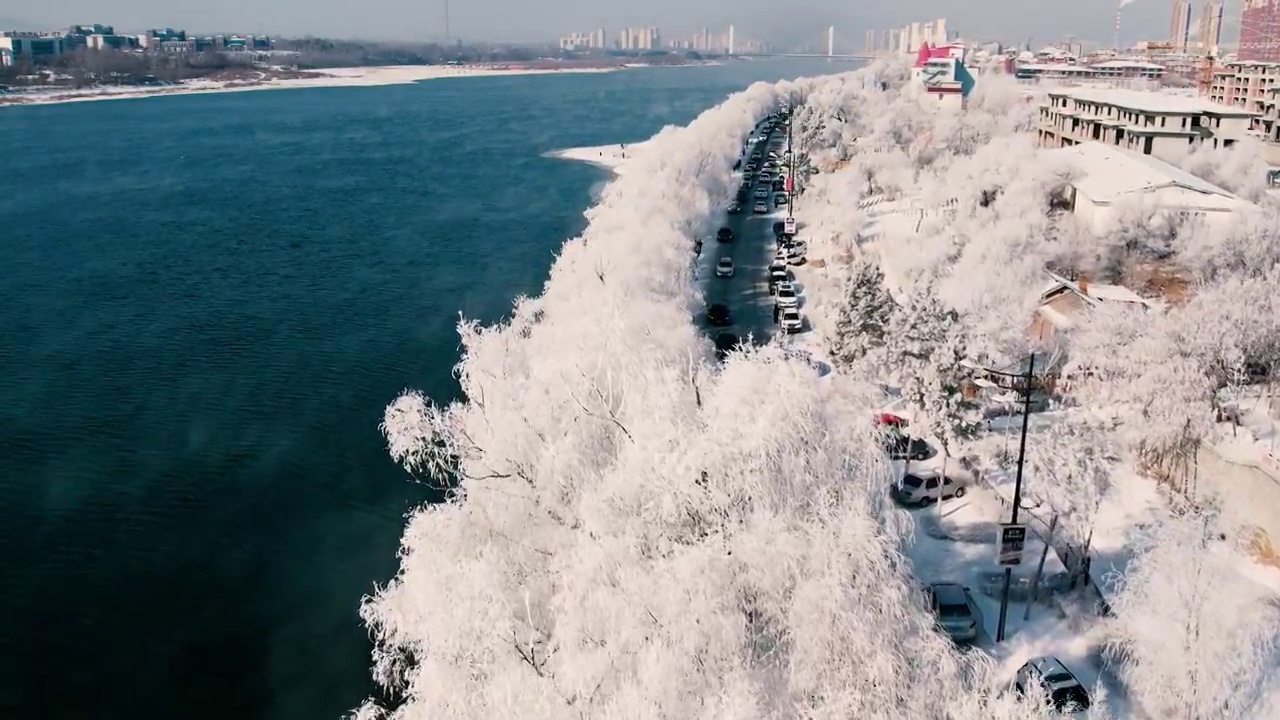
<box><xmin>1198</xmin><ymin>49</ymin><xmax>1217</xmax><ymax>94</ymax></box>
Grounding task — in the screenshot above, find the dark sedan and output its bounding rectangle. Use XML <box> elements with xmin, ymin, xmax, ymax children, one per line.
<box><xmin>706</xmin><ymin>303</ymin><xmax>732</xmax><ymax>327</ymax></box>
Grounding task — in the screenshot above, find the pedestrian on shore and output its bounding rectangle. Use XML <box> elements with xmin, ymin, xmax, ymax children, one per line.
<box><xmin>772</xmin><ymin>304</ymin><xmax>780</xmax><ymax>325</ymax></box>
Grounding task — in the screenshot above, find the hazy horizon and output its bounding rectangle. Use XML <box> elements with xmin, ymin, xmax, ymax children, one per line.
<box><xmin>7</xmin><ymin>2</ymin><xmax>1229</xmax><ymax>49</ymax></box>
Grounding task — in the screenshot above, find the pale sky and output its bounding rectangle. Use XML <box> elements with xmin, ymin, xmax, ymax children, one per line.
<box><xmin>11</xmin><ymin>1</ymin><xmax>1199</xmax><ymax>47</ymax></box>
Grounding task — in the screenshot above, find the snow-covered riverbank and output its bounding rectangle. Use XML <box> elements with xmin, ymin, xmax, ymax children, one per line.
<box><xmin>543</xmin><ymin>141</ymin><xmax>653</xmax><ymax>173</ymax></box>
<box><xmin>0</xmin><ymin>64</ymin><xmax>618</xmax><ymax>108</ymax></box>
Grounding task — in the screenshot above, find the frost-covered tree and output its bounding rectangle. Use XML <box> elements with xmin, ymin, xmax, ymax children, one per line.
<box><xmin>886</xmin><ymin>289</ymin><xmax>958</xmax><ymax>372</ymax></box>
<box><xmin>1105</xmin><ymin>503</ymin><xmax>1280</xmax><ymax>720</ymax></box>
<box><xmin>356</xmin><ymin>75</ymin><xmax>1059</xmax><ymax>720</ymax></box>
<box><xmin>911</xmin><ymin>333</ymin><xmax>982</xmax><ymax>473</ymax></box>
<box><xmin>1023</xmin><ymin>416</ymin><xmax>1116</xmax><ymax>567</ymax></box>
<box><xmin>828</xmin><ymin>253</ymin><xmax>896</xmax><ymax>369</ymax></box>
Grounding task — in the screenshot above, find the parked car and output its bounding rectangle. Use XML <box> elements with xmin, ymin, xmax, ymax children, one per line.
<box><xmin>768</xmin><ymin>268</ymin><xmax>789</xmax><ymax>290</ymax></box>
<box><xmin>884</xmin><ymin>433</ymin><xmax>935</xmax><ymax>461</ymax></box>
<box><xmin>774</xmin><ymin>193</ymin><xmax>789</xmax><ymax>207</ymax></box>
<box><xmin>772</xmin><ymin>221</ymin><xmax>786</xmax><ymax>235</ymax></box>
<box><xmin>715</xmin><ymin>257</ymin><xmax>735</xmax><ymax>277</ymax></box>
<box><xmin>754</xmin><ymin>188</ymin><xmax>769</xmax><ymax>200</ymax></box>
<box><xmin>780</xmin><ymin>308</ymin><xmax>803</xmax><ymax>333</ymax></box>
<box><xmin>753</xmin><ymin>201</ymin><xmax>769</xmax><ymax>214</ymax></box>
<box><xmin>716</xmin><ymin>227</ymin><xmax>733</xmax><ymax>243</ymax></box>
<box><xmin>706</xmin><ymin>303</ymin><xmax>731</xmax><ymax>327</ymax></box>
<box><xmin>926</xmin><ymin>582</ymin><xmax>982</xmax><ymax>643</ymax></box>
<box><xmin>713</xmin><ymin>331</ymin><xmax>740</xmax><ymax>361</ymax></box>
<box><xmin>728</xmin><ymin>201</ymin><xmax>743</xmax><ymax>214</ymax></box>
<box><xmin>982</xmin><ymin>394</ymin><xmax>1052</xmax><ymax>419</ymax></box>
<box><xmin>775</xmin><ymin>283</ymin><xmax>799</xmax><ymax>309</ymax></box>
<box><xmin>759</xmin><ymin>171</ymin><xmax>773</xmax><ymax>183</ymax></box>
<box><xmin>1014</xmin><ymin>657</ymin><xmax>1092</xmax><ymax>716</ymax></box>
<box><xmin>891</xmin><ymin>472</ymin><xmax>970</xmax><ymax>506</ymax></box>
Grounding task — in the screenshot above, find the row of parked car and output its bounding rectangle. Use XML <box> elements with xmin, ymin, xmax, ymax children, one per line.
<box><xmin>707</xmin><ymin>110</ymin><xmax>793</xmax><ymax>359</ymax></box>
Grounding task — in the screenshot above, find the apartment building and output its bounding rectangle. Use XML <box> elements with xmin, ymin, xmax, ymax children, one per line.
<box><xmin>1039</xmin><ymin>88</ymin><xmax>1253</xmax><ymax>160</ymax></box>
<box><xmin>1240</xmin><ymin>0</ymin><xmax>1280</xmax><ymax>62</ymax></box>
<box><xmin>1209</xmin><ymin>61</ymin><xmax>1280</xmax><ymax>114</ymax></box>
<box><xmin>559</xmin><ymin>28</ymin><xmax>606</xmax><ymax>51</ymax></box>
<box><xmin>1170</xmin><ymin>0</ymin><xmax>1193</xmax><ymax>53</ymax></box>
<box><xmin>617</xmin><ymin>26</ymin><xmax>661</xmax><ymax>51</ymax></box>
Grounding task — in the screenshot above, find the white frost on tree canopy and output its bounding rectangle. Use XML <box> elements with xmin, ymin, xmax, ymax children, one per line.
<box><xmin>355</xmin><ymin>69</ymin><xmax>1061</xmax><ymax>720</ymax></box>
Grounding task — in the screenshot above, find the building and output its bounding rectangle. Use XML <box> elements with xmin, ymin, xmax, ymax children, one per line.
<box><xmin>0</xmin><ymin>31</ymin><xmax>66</xmax><ymax>64</ymax></box>
<box><xmin>1047</xmin><ymin>143</ymin><xmax>1253</xmax><ymax>233</ymax></box>
<box><xmin>1197</xmin><ymin>1</ymin><xmax>1225</xmax><ymax>53</ymax></box>
<box><xmin>1038</xmin><ymin>87</ymin><xmax>1253</xmax><ymax>159</ymax></box>
<box><xmin>1240</xmin><ymin>0</ymin><xmax>1280</xmax><ymax>62</ymax></box>
<box><xmin>86</xmin><ymin>34</ymin><xmax>138</xmax><ymax>51</ymax></box>
<box><xmin>897</xmin><ymin>18</ymin><xmax>948</xmax><ymax>55</ymax></box>
<box><xmin>1030</xmin><ymin>269</ymin><xmax>1157</xmax><ymax>345</ymax></box>
<box><xmin>140</xmin><ymin>28</ymin><xmax>186</xmax><ymax>51</ymax></box>
<box><xmin>914</xmin><ymin>43</ymin><xmax>974</xmax><ymax>107</ymax></box>
<box><xmin>1170</xmin><ymin>0</ymin><xmax>1193</xmax><ymax>53</ymax></box>
<box><xmin>617</xmin><ymin>26</ymin><xmax>660</xmax><ymax>51</ymax></box>
<box><xmin>0</xmin><ymin>46</ymin><xmax>10</xmax><ymax>67</ymax></box>
<box><xmin>559</xmin><ymin>28</ymin><xmax>605</xmax><ymax>51</ymax></box>
<box><xmin>1208</xmin><ymin>60</ymin><xmax>1280</xmax><ymax>114</ymax></box>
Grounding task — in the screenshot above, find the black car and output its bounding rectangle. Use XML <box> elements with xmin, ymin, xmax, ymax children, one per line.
<box><xmin>772</xmin><ymin>221</ymin><xmax>786</xmax><ymax>235</ymax></box>
<box><xmin>713</xmin><ymin>331</ymin><xmax>740</xmax><ymax>361</ymax></box>
<box><xmin>706</xmin><ymin>303</ymin><xmax>731</xmax><ymax>327</ymax></box>
<box><xmin>716</xmin><ymin>227</ymin><xmax>733</xmax><ymax>243</ymax></box>
<box><xmin>884</xmin><ymin>434</ymin><xmax>936</xmax><ymax>461</ymax></box>
<box><xmin>727</xmin><ymin>201</ymin><xmax>743</xmax><ymax>215</ymax></box>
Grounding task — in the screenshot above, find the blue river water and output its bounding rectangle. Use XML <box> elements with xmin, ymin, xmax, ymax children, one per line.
<box><xmin>0</xmin><ymin>58</ymin><xmax>852</xmax><ymax>719</ymax></box>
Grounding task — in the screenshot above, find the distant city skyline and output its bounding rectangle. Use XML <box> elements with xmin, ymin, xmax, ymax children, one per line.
<box><xmin>6</xmin><ymin>2</ymin><xmax>1191</xmax><ymax>47</ymax></box>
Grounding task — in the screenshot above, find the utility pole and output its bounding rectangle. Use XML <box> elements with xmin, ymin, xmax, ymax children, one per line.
<box><xmin>995</xmin><ymin>352</ymin><xmax>1035</xmax><ymax>643</ymax></box>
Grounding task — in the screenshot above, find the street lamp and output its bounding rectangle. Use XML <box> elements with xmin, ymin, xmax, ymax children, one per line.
<box><xmin>963</xmin><ymin>353</ymin><xmax>1037</xmax><ymax>643</ymax></box>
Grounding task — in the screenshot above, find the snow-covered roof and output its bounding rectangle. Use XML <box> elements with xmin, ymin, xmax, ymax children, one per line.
<box><xmin>1047</xmin><ymin>87</ymin><xmax>1240</xmax><ymax>115</ymax></box>
<box><xmin>1091</xmin><ymin>60</ymin><xmax>1165</xmax><ymax>70</ymax></box>
<box><xmin>1051</xmin><ymin>143</ymin><xmax>1250</xmax><ymax>212</ymax></box>
<box><xmin>1040</xmin><ymin>270</ymin><xmax>1154</xmax><ymax>310</ymax></box>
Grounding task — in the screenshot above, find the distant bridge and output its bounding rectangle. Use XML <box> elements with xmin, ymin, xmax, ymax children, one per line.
<box><xmin>727</xmin><ymin>24</ymin><xmax>875</xmax><ymax>60</ymax></box>
<box><xmin>739</xmin><ymin>53</ymin><xmax>875</xmax><ymax>60</ymax></box>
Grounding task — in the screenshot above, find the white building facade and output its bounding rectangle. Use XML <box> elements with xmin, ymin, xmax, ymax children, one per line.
<box><xmin>1038</xmin><ymin>88</ymin><xmax>1253</xmax><ymax>161</ymax></box>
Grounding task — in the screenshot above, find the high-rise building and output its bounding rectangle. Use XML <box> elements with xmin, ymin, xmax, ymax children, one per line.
<box><xmin>1197</xmin><ymin>2</ymin><xmax>1224</xmax><ymax>53</ymax></box>
<box><xmin>617</xmin><ymin>26</ymin><xmax>660</xmax><ymax>50</ymax></box>
<box><xmin>1170</xmin><ymin>0</ymin><xmax>1193</xmax><ymax>52</ymax></box>
<box><xmin>1239</xmin><ymin>0</ymin><xmax>1280</xmax><ymax>61</ymax></box>
<box><xmin>865</xmin><ymin>30</ymin><xmax>875</xmax><ymax>54</ymax></box>
<box><xmin>897</xmin><ymin>18</ymin><xmax>948</xmax><ymax>54</ymax></box>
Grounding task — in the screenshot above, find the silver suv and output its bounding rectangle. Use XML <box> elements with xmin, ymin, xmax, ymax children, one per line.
<box><xmin>926</xmin><ymin>582</ymin><xmax>982</xmax><ymax>643</ymax></box>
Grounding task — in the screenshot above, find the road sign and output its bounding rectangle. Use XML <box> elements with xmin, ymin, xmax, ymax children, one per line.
<box><xmin>784</xmin><ymin>217</ymin><xmax>796</xmax><ymax>235</ymax></box>
<box><xmin>998</xmin><ymin>524</ymin><xmax>1027</xmax><ymax>566</ymax></box>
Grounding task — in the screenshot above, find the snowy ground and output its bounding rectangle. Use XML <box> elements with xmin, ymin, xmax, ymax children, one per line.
<box><xmin>0</xmin><ymin>64</ymin><xmax>617</xmax><ymax>108</ymax></box>
<box><xmin>898</xmin><ymin>473</ymin><xmax>1134</xmax><ymax>716</ymax></box>
<box><xmin>544</xmin><ymin>141</ymin><xmax>653</xmax><ymax>173</ymax></box>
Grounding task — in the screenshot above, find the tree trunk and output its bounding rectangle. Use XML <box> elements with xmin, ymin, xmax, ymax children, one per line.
<box><xmin>1024</xmin><ymin>514</ymin><xmax>1057</xmax><ymax>621</ymax></box>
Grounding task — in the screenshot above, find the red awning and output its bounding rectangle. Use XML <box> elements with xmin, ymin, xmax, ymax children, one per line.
<box><xmin>876</xmin><ymin>413</ymin><xmax>908</xmax><ymax>427</ymax></box>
